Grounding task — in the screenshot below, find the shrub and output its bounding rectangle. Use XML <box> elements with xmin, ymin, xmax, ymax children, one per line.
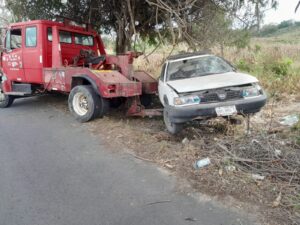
<box><xmin>254</xmin><ymin>44</ymin><xmax>261</xmax><ymax>53</ymax></box>
<box><xmin>269</xmin><ymin>58</ymin><xmax>293</xmax><ymax>77</ymax></box>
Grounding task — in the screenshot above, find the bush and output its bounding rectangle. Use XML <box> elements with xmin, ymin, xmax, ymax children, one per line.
<box><xmin>269</xmin><ymin>58</ymin><xmax>293</xmax><ymax>77</ymax></box>
<box><xmin>254</xmin><ymin>44</ymin><xmax>261</xmax><ymax>53</ymax></box>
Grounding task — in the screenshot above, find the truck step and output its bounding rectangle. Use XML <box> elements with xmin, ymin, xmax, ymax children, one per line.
<box><xmin>5</xmin><ymin>92</ymin><xmax>29</xmax><ymax>96</ymax></box>
<box><xmin>12</xmin><ymin>83</ymin><xmax>32</xmax><ymax>94</ymax></box>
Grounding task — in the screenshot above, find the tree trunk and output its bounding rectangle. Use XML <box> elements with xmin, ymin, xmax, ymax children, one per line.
<box><xmin>255</xmin><ymin>1</ymin><xmax>260</xmax><ymax>32</ymax></box>
<box><xmin>115</xmin><ymin>19</ymin><xmax>127</xmax><ymax>54</ymax></box>
<box><xmin>116</xmin><ymin>32</ymin><xmax>127</xmax><ymax>54</ymax></box>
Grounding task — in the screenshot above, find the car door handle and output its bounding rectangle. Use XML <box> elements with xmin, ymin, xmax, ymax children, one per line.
<box><xmin>19</xmin><ymin>62</ymin><xmax>23</xmax><ymax>68</ymax></box>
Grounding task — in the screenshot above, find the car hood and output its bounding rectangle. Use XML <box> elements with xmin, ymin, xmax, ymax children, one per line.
<box><xmin>166</xmin><ymin>72</ymin><xmax>258</xmax><ymax>93</ymax></box>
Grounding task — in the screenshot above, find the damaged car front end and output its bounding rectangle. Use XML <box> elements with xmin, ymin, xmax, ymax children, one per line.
<box><xmin>158</xmin><ymin>53</ymin><xmax>267</xmax><ymax>134</ymax></box>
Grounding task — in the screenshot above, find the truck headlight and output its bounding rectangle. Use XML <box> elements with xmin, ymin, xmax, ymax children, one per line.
<box><xmin>174</xmin><ymin>95</ymin><xmax>201</xmax><ymax>106</ymax></box>
<box><xmin>1</xmin><ymin>75</ymin><xmax>7</xmax><ymax>82</ymax></box>
<box><xmin>242</xmin><ymin>83</ymin><xmax>262</xmax><ymax>98</ymax></box>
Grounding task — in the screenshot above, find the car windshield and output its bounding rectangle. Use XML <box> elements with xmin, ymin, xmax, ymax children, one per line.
<box><xmin>166</xmin><ymin>55</ymin><xmax>233</xmax><ymax>81</ymax></box>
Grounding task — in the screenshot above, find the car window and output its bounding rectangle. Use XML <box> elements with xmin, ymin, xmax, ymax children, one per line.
<box><xmin>167</xmin><ymin>56</ymin><xmax>233</xmax><ymax>81</ymax></box>
<box><xmin>75</xmin><ymin>34</ymin><xmax>94</xmax><ymax>46</ymax></box>
<box><xmin>26</xmin><ymin>27</ymin><xmax>37</xmax><ymax>47</ymax></box>
<box><xmin>160</xmin><ymin>64</ymin><xmax>166</xmax><ymax>81</ymax></box>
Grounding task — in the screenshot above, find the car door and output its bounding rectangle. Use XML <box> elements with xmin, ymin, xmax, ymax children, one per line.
<box><xmin>2</xmin><ymin>27</ymin><xmax>26</xmax><ymax>82</ymax></box>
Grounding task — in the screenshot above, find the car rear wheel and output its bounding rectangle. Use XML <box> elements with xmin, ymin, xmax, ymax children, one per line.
<box><xmin>163</xmin><ymin>109</ymin><xmax>183</xmax><ymax>134</ymax></box>
<box><xmin>0</xmin><ymin>84</ymin><xmax>14</xmax><ymax>108</ymax></box>
<box><xmin>68</xmin><ymin>85</ymin><xmax>105</xmax><ymax>122</ymax></box>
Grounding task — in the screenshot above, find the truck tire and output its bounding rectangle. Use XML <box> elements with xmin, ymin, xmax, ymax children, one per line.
<box><xmin>140</xmin><ymin>94</ymin><xmax>152</xmax><ymax>107</ymax></box>
<box><xmin>163</xmin><ymin>109</ymin><xmax>183</xmax><ymax>134</ymax></box>
<box><xmin>68</xmin><ymin>85</ymin><xmax>102</xmax><ymax>122</ymax></box>
<box><xmin>0</xmin><ymin>84</ymin><xmax>14</xmax><ymax>108</ymax></box>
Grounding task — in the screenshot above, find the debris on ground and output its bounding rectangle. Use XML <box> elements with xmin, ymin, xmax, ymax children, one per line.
<box><xmin>279</xmin><ymin>114</ymin><xmax>299</xmax><ymax>127</ymax></box>
<box><xmin>194</xmin><ymin>157</ymin><xmax>211</xmax><ymax>169</ymax></box>
<box><xmin>182</xmin><ymin>137</ymin><xmax>190</xmax><ymax>145</ymax></box>
<box><xmin>251</xmin><ymin>174</ymin><xmax>265</xmax><ymax>181</ymax></box>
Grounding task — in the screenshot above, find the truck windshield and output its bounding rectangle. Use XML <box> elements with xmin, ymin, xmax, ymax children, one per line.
<box><xmin>167</xmin><ymin>55</ymin><xmax>233</xmax><ymax>81</ymax></box>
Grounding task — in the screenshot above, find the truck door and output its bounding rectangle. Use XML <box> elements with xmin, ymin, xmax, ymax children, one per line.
<box><xmin>2</xmin><ymin>28</ymin><xmax>25</xmax><ymax>82</ymax></box>
<box><xmin>23</xmin><ymin>26</ymin><xmax>43</xmax><ymax>83</ymax></box>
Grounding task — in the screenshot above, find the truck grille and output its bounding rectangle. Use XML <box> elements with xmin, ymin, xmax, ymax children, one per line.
<box><xmin>201</xmin><ymin>90</ymin><xmax>242</xmax><ymax>103</ymax></box>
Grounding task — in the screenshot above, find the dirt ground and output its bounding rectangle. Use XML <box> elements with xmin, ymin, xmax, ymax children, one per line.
<box><xmin>47</xmin><ymin>94</ymin><xmax>300</xmax><ymax>225</ymax></box>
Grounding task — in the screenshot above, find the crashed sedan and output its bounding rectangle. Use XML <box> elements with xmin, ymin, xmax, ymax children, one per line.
<box><xmin>158</xmin><ymin>53</ymin><xmax>267</xmax><ymax>134</ymax></box>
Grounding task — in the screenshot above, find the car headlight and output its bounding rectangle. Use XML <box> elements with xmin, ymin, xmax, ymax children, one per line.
<box><xmin>174</xmin><ymin>95</ymin><xmax>201</xmax><ymax>106</ymax></box>
<box><xmin>242</xmin><ymin>83</ymin><xmax>262</xmax><ymax>98</ymax></box>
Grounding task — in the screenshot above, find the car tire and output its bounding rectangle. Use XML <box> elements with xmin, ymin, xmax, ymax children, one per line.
<box><xmin>68</xmin><ymin>85</ymin><xmax>102</xmax><ymax>122</ymax></box>
<box><xmin>163</xmin><ymin>108</ymin><xmax>183</xmax><ymax>134</ymax></box>
<box><xmin>0</xmin><ymin>84</ymin><xmax>14</xmax><ymax>108</ymax></box>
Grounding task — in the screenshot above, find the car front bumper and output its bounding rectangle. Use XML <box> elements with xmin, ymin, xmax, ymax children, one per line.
<box><xmin>165</xmin><ymin>94</ymin><xmax>267</xmax><ymax>123</ymax></box>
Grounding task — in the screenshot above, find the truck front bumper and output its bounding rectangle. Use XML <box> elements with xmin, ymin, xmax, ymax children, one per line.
<box><xmin>165</xmin><ymin>94</ymin><xmax>267</xmax><ymax>123</ymax></box>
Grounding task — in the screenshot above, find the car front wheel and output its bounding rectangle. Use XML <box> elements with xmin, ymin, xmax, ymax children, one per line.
<box><xmin>163</xmin><ymin>109</ymin><xmax>183</xmax><ymax>134</ymax></box>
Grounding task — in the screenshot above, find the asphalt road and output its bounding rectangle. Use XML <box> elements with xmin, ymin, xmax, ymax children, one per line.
<box><xmin>0</xmin><ymin>96</ymin><xmax>257</xmax><ymax>225</ymax></box>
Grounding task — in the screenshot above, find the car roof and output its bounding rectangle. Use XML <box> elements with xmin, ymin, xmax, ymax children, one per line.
<box><xmin>167</xmin><ymin>51</ymin><xmax>211</xmax><ymax>61</ymax></box>
<box><xmin>166</xmin><ymin>52</ymin><xmax>213</xmax><ymax>63</ymax></box>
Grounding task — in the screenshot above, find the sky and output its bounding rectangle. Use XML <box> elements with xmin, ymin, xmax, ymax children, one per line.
<box><xmin>264</xmin><ymin>0</ymin><xmax>300</xmax><ymax>24</ymax></box>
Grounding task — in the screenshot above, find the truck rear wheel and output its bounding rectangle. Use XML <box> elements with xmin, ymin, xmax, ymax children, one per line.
<box><xmin>68</xmin><ymin>85</ymin><xmax>104</xmax><ymax>122</ymax></box>
<box><xmin>0</xmin><ymin>84</ymin><xmax>14</xmax><ymax>108</ymax></box>
<box><xmin>163</xmin><ymin>109</ymin><xmax>183</xmax><ymax>134</ymax></box>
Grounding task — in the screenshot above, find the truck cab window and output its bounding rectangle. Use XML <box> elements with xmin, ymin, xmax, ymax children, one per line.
<box><xmin>75</xmin><ymin>34</ymin><xmax>94</xmax><ymax>46</ymax></box>
<box><xmin>6</xmin><ymin>29</ymin><xmax>22</xmax><ymax>50</ymax></box>
<box><xmin>5</xmin><ymin>30</ymin><xmax>11</xmax><ymax>49</ymax></box>
<box><xmin>47</xmin><ymin>28</ymin><xmax>72</xmax><ymax>44</ymax></box>
<box><xmin>59</xmin><ymin>31</ymin><xmax>72</xmax><ymax>44</ymax></box>
<box><xmin>47</xmin><ymin>28</ymin><xmax>52</xmax><ymax>41</ymax></box>
<box><xmin>26</xmin><ymin>27</ymin><xmax>37</xmax><ymax>47</ymax></box>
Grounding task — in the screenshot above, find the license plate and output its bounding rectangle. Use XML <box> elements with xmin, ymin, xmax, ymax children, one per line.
<box><xmin>215</xmin><ymin>106</ymin><xmax>237</xmax><ymax>116</ymax></box>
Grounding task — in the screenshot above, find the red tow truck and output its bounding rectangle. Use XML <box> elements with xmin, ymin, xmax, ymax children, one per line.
<box><xmin>0</xmin><ymin>18</ymin><xmax>159</xmax><ymax>122</ymax></box>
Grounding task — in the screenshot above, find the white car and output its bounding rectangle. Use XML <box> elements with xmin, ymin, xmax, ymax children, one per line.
<box><xmin>158</xmin><ymin>53</ymin><xmax>267</xmax><ymax>134</ymax></box>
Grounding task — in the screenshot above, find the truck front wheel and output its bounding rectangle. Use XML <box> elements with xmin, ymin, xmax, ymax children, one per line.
<box><xmin>0</xmin><ymin>84</ymin><xmax>14</xmax><ymax>108</ymax></box>
<box><xmin>68</xmin><ymin>85</ymin><xmax>104</xmax><ymax>122</ymax></box>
